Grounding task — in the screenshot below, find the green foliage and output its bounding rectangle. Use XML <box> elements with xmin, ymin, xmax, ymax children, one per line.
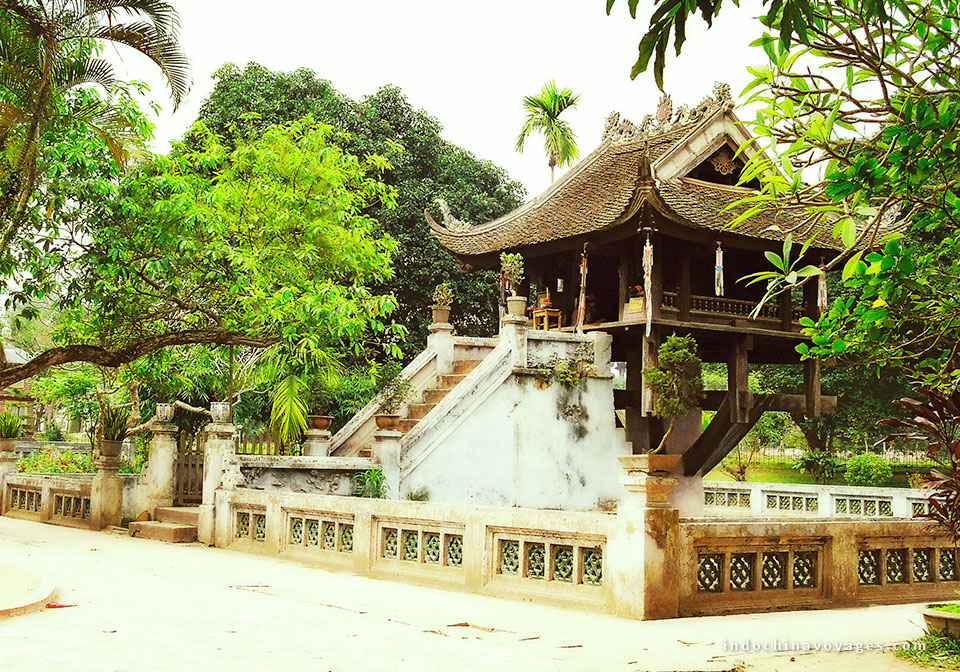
<box><xmin>515</xmin><ymin>80</ymin><xmax>581</xmax><ymax>179</ymax></box>
<box><xmin>432</xmin><ymin>282</ymin><xmax>453</xmax><ymax>307</ymax></box>
<box><xmin>99</xmin><ymin>405</ymin><xmax>128</xmax><ymax>442</ymax></box>
<box><xmin>793</xmin><ymin>447</ymin><xmax>843</xmax><ymax>484</ymax></box>
<box><xmin>375</xmin><ymin>363</ymin><xmax>413</xmax><ymax>415</ymax></box>
<box><xmin>36</xmin><ymin>424</ymin><xmax>64</xmax><ymax>442</ymax></box>
<box><xmin>196</xmin><ymin>66</ymin><xmax>525</xmax><ymax>357</ymax></box>
<box><xmin>896</xmin><ymin>632</ymin><xmax>960</xmax><ymax>668</ymax></box>
<box><xmin>845</xmin><ymin>452</ymin><xmax>893</xmax><ymax>487</ymax></box>
<box><xmin>0</xmin><ymin>411</ymin><xmax>22</xmax><ymax>439</ymax></box>
<box><xmin>500</xmin><ymin>253</ymin><xmax>525</xmax><ymax>295</ymax></box>
<box><xmin>17</xmin><ymin>447</ymin><xmax>94</xmax><ymax>474</ymax></box>
<box><xmin>643</xmin><ymin>334</ymin><xmax>703</xmax><ymax>452</ymax></box>
<box><xmin>539</xmin><ymin>350</ymin><xmax>595</xmax><ymax>388</ymax></box>
<box><xmin>352</xmin><ymin>467</ymin><xmax>386</xmax><ymax>498</ymax></box>
<box><xmin>270</xmin><ymin>374</ymin><xmax>308</xmax><ymax>445</ymax></box>
<box><xmin>31</xmin><ymin>366</ymin><xmax>100</xmax><ymax>444</ymax></box>
<box><xmin>406</xmin><ymin>486</ymin><xmax>430</xmax><ymax>501</ymax></box>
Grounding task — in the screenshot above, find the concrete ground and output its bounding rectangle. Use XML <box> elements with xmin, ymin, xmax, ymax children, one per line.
<box><xmin>0</xmin><ymin>516</ymin><xmax>929</xmax><ymax>672</ymax></box>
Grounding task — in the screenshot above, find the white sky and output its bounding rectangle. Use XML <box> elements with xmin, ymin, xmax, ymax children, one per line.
<box><xmin>122</xmin><ymin>0</ymin><xmax>765</xmax><ymax>198</ymax></box>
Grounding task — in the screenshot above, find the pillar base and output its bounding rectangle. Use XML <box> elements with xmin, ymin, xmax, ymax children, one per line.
<box><xmin>302</xmin><ymin>429</ymin><xmax>332</xmax><ymax>456</ymax></box>
<box><xmin>92</xmin><ymin>456</ymin><xmax>123</xmax><ymax>530</ymax></box>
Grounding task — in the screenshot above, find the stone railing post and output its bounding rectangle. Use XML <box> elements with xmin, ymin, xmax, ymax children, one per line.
<box><xmin>499</xmin><ymin>314</ymin><xmax>527</xmax><ymax>367</ymax></box>
<box><xmin>302</xmin><ymin>429</ymin><xmax>332</xmax><ymax>456</ymax></box>
<box><xmin>427</xmin><ymin>321</ymin><xmax>455</xmax><ymax>375</ymax></box>
<box><xmin>135</xmin><ymin>423</ymin><xmax>179</xmax><ymax>517</ymax></box>
<box><xmin>197</xmin><ymin>422</ymin><xmax>236</xmax><ymax>546</ymax></box>
<box><xmin>608</xmin><ymin>455</ymin><xmax>681</xmax><ymax>620</ymax></box>
<box><xmin>372</xmin><ymin>429</ymin><xmax>401</xmax><ymax>500</ymax></box>
<box><xmin>91</xmin><ymin>454</ymin><xmax>123</xmax><ymax>529</ymax></box>
<box><xmin>0</xmin><ymin>438</ymin><xmax>16</xmax><ymax>477</ymax></box>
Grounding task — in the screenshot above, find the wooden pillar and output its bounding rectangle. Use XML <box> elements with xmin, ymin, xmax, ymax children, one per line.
<box><xmin>804</xmin><ymin>358</ymin><xmax>822</xmax><ymax>418</ymax></box>
<box><xmin>642</xmin><ymin>328</ymin><xmax>660</xmax><ymax>416</ymax></box>
<box><xmin>650</xmin><ymin>237</ymin><xmax>663</xmax><ymax>320</ymax></box>
<box><xmin>678</xmin><ymin>253</ymin><xmax>691</xmax><ymax>322</ymax></box>
<box><xmin>625</xmin><ymin>328</ymin><xmax>662</xmax><ymax>452</ymax></box>
<box><xmin>803</xmin><ymin>277</ymin><xmax>819</xmax><ymax>321</ymax></box>
<box><xmin>619</xmin><ymin>254</ymin><xmax>630</xmax><ymax>321</ymax></box>
<box><xmin>728</xmin><ymin>336</ymin><xmax>753</xmax><ymax>423</ymax></box>
<box><xmin>778</xmin><ymin>289</ymin><xmax>793</xmax><ymax>331</ymax></box>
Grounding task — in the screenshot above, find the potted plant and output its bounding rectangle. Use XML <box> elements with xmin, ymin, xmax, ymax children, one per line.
<box><xmin>431</xmin><ymin>281</ymin><xmax>454</xmax><ymax>324</ymax></box>
<box><xmin>0</xmin><ymin>411</ymin><xmax>22</xmax><ymax>455</ymax></box>
<box><xmin>374</xmin><ymin>364</ymin><xmax>413</xmax><ymax>430</ymax></box>
<box><xmin>305</xmin><ymin>383</ymin><xmax>335</xmax><ymax>431</ymax></box>
<box><xmin>500</xmin><ymin>252</ymin><xmax>527</xmax><ymax>317</ymax></box>
<box><xmin>99</xmin><ymin>404</ymin><xmax>129</xmax><ymax>458</ymax></box>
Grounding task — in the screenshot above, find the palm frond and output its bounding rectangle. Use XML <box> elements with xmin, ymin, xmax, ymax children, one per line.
<box><xmin>270</xmin><ymin>373</ymin><xmax>308</xmax><ymax>444</ymax></box>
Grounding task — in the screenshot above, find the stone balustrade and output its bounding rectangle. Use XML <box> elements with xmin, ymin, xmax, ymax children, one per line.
<box><xmin>703</xmin><ymin>480</ymin><xmax>930</xmax><ymax>519</ymax></box>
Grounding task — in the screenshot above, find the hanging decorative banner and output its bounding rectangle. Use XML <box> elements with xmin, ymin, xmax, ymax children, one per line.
<box><xmin>817</xmin><ymin>263</ymin><xmax>828</xmax><ymax>313</ymax></box>
<box><xmin>714</xmin><ymin>243</ymin><xmax>724</xmax><ymax>297</ymax></box>
<box><xmin>642</xmin><ymin>235</ymin><xmax>654</xmax><ymax>337</ymax></box>
<box><xmin>576</xmin><ymin>243</ymin><xmax>589</xmax><ymax>333</ymax></box>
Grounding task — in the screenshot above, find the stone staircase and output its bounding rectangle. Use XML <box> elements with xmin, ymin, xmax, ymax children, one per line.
<box><xmin>128</xmin><ymin>506</ymin><xmax>199</xmax><ymax>543</ymax></box>
<box><xmin>358</xmin><ymin>358</ymin><xmax>483</xmax><ymax>458</ymax></box>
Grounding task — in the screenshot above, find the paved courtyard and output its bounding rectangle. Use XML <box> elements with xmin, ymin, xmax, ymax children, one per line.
<box><xmin>0</xmin><ymin>517</ymin><xmax>928</xmax><ymax>671</ymax></box>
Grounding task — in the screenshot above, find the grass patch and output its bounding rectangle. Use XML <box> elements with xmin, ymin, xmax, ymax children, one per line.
<box><xmin>933</xmin><ymin>604</ymin><xmax>960</xmax><ymax>614</ymax></box>
<box><xmin>896</xmin><ymin>632</ymin><xmax>960</xmax><ymax>669</ymax></box>
<box><xmin>706</xmin><ymin>459</ymin><xmax>932</xmax><ymax>488</ymax></box>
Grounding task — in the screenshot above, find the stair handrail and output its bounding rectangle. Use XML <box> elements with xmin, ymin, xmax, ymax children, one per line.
<box><xmin>399</xmin><ymin>340</ymin><xmax>513</xmax><ymax>476</ymax></box>
<box><xmin>329</xmin><ymin>347</ymin><xmax>438</xmax><ymax>455</ymax></box>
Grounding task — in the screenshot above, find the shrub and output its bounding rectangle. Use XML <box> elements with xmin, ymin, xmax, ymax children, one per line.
<box><xmin>36</xmin><ymin>424</ymin><xmax>65</xmax><ymax>442</ymax></box>
<box><xmin>100</xmin><ymin>405</ymin><xmax>129</xmax><ymax>442</ymax></box>
<box><xmin>845</xmin><ymin>452</ymin><xmax>894</xmax><ymax>487</ymax></box>
<box><xmin>432</xmin><ymin>282</ymin><xmax>453</xmax><ymax>307</ymax></box>
<box><xmin>500</xmin><ymin>252</ymin><xmax>524</xmax><ymax>295</ymax></box>
<box><xmin>642</xmin><ymin>334</ymin><xmax>703</xmax><ymax>453</ymax></box>
<box><xmin>352</xmin><ymin>467</ymin><xmax>386</xmax><ymax>498</ymax></box>
<box><xmin>375</xmin><ymin>363</ymin><xmax>413</xmax><ymax>415</ymax></box>
<box><xmin>794</xmin><ymin>447</ymin><xmax>843</xmax><ymax>483</ymax></box>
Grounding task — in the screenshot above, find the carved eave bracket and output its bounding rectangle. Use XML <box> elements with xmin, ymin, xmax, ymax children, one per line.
<box><xmin>424</xmin><ymin>198</ymin><xmax>473</xmax><ymax>234</ymax></box>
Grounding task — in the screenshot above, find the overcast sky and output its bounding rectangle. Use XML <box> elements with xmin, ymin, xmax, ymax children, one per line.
<box><xmin>121</xmin><ymin>0</ymin><xmax>764</xmax><ymax>199</ymax></box>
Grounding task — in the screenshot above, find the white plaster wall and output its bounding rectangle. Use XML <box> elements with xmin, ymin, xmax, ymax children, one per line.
<box><xmin>401</xmin><ymin>372</ymin><xmax>630</xmax><ymax>511</ymax></box>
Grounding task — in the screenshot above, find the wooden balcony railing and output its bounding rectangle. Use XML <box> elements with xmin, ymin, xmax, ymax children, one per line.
<box><xmin>661</xmin><ymin>291</ymin><xmax>804</xmax><ymax>323</ymax></box>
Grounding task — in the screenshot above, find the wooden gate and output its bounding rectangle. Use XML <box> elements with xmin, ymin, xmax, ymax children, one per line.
<box><xmin>174</xmin><ymin>431</ymin><xmax>204</xmax><ymax>505</ymax></box>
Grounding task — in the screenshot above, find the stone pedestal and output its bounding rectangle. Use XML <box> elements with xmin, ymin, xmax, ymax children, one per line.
<box><xmin>499</xmin><ymin>315</ymin><xmax>527</xmax><ymax>367</ymax></box>
<box><xmin>91</xmin><ymin>455</ymin><xmax>123</xmax><ymax>530</ymax></box>
<box><xmin>427</xmin><ymin>321</ymin><xmax>455</xmax><ymax>374</ymax></box>
<box><xmin>0</xmin><ymin>440</ymin><xmax>16</xmax><ymax>477</ymax></box>
<box><xmin>608</xmin><ymin>455</ymin><xmax>681</xmax><ymax>620</ymax></box>
<box><xmin>198</xmin><ymin>422</ymin><xmax>236</xmax><ymax>546</ymax></box>
<box><xmin>372</xmin><ymin>429</ymin><xmax>401</xmax><ymax>500</ymax></box>
<box><xmin>302</xmin><ymin>429</ymin><xmax>332</xmax><ymax>456</ymax></box>
<box><xmin>136</xmin><ymin>423</ymin><xmax>178</xmax><ymax>517</ymax></box>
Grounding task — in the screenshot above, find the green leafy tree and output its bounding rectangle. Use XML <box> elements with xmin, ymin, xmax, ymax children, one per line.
<box><xmin>194</xmin><ymin>64</ymin><xmax>525</xmax><ymax>357</ymax></box>
<box><xmin>30</xmin><ymin>365</ymin><xmax>99</xmax><ymax>447</ymax></box>
<box><xmin>515</xmin><ymin>80</ymin><xmax>581</xmax><ymax>182</ymax></box>
<box><xmin>0</xmin><ymin>1</ymin><xmax>190</xmax><ymax>248</ymax></box>
<box><xmin>643</xmin><ymin>333</ymin><xmax>704</xmax><ymax>453</ymax></box>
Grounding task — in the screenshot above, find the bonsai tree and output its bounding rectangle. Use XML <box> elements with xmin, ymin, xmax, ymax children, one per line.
<box><xmin>500</xmin><ymin>252</ymin><xmax>525</xmax><ymax>296</ymax></box>
<box><xmin>432</xmin><ymin>282</ymin><xmax>454</xmax><ymax>308</ymax></box>
<box><xmin>642</xmin><ymin>334</ymin><xmax>704</xmax><ymax>453</ymax></box>
<box><xmin>881</xmin><ymin>388</ymin><xmax>960</xmax><ymax>540</ymax></box>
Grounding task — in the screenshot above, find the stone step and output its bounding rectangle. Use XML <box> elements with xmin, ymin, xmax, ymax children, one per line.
<box><xmin>399</xmin><ymin>418</ymin><xmax>419</xmax><ymax>433</ymax></box>
<box><xmin>155</xmin><ymin>506</ymin><xmax>200</xmax><ymax>526</ymax></box>
<box><xmin>439</xmin><ymin>373</ymin><xmax>466</xmax><ymax>388</ymax></box>
<box><xmin>423</xmin><ymin>388</ymin><xmax>450</xmax><ymax>405</ymax></box>
<box><xmin>407</xmin><ymin>402</ymin><xmax>436</xmax><ymax>419</ymax></box>
<box><xmin>452</xmin><ymin>359</ymin><xmax>484</xmax><ymax>375</ymax></box>
<box><xmin>129</xmin><ymin>521</ymin><xmax>197</xmax><ymax>543</ymax></box>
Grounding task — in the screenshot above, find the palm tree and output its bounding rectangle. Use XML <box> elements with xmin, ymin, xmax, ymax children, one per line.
<box><xmin>0</xmin><ymin>1</ymin><xmax>191</xmax><ymax>252</ymax></box>
<box><xmin>515</xmin><ymin>80</ymin><xmax>581</xmax><ymax>182</ymax></box>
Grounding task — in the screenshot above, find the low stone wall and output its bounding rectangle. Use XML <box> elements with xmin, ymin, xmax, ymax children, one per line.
<box><xmin>1</xmin><ymin>471</ymin><xmax>140</xmax><ymax>529</ymax></box>
<box><xmin>679</xmin><ymin>517</ymin><xmax>957</xmax><ymax>617</ymax></box>
<box><xmin>214</xmin><ymin>487</ymin><xmax>615</xmax><ymax>614</ymax></box>
<box><xmin>703</xmin><ymin>480</ymin><xmax>929</xmax><ymax>519</ymax></box>
<box><xmin>231</xmin><ymin>455</ymin><xmax>372</xmax><ymax>495</ymax></box>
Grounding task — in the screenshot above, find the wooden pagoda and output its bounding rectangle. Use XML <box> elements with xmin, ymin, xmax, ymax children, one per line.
<box><xmin>427</xmin><ymin>83</ymin><xmax>885</xmax><ymax>476</ymax></box>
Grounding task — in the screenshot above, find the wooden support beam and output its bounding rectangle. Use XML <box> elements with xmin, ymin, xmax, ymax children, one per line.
<box><xmin>702</xmin><ymin>390</ymin><xmax>836</xmax><ymax>414</ymax></box>
<box><xmin>642</xmin><ymin>329</ymin><xmax>660</xmax><ymax>416</ymax></box>
<box><xmin>727</xmin><ymin>336</ymin><xmax>752</xmax><ymax>424</ymax></box>
<box><xmin>805</xmin><ymin>358</ymin><xmax>822</xmax><ymax>418</ymax></box>
<box><xmin>678</xmin><ymin>253</ymin><xmax>691</xmax><ymax>322</ymax></box>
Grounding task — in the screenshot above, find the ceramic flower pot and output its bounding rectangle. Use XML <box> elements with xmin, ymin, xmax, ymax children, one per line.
<box><xmin>307</xmin><ymin>415</ymin><xmax>333</xmax><ymax>431</ymax></box>
<box><xmin>210</xmin><ymin>401</ymin><xmax>231</xmax><ymax>423</ymax></box>
<box><xmin>156</xmin><ymin>403</ymin><xmax>174</xmax><ymax>423</ymax></box>
<box><xmin>431</xmin><ymin>305</ymin><xmax>451</xmax><ymax>324</ymax></box>
<box><xmin>100</xmin><ymin>439</ymin><xmax>123</xmax><ymax>458</ymax></box>
<box><xmin>506</xmin><ymin>295</ymin><xmax>528</xmax><ymax>317</ymax></box>
<box><xmin>0</xmin><ymin>437</ymin><xmax>15</xmax><ymax>454</ymax></box>
<box><xmin>374</xmin><ymin>414</ymin><xmax>401</xmax><ymax>430</ymax></box>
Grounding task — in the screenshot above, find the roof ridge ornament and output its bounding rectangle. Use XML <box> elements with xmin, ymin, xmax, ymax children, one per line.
<box><xmin>602</xmin><ymin>82</ymin><xmax>734</xmax><ymax>145</ymax></box>
<box><xmin>424</xmin><ymin>198</ymin><xmax>473</xmax><ymax>233</ymax></box>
